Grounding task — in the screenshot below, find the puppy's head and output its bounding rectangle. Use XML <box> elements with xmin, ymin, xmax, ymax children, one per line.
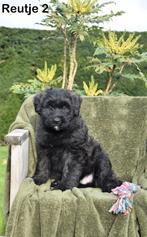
<box><xmin>34</xmin><ymin>88</ymin><xmax>82</xmax><ymax>132</ymax></box>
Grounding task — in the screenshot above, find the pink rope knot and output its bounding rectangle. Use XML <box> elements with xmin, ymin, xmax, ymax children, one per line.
<box><xmin>109</xmin><ymin>182</ymin><xmax>140</xmax><ymax>215</ymax></box>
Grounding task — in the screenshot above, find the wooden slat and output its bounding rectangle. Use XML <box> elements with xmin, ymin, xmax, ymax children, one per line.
<box><xmin>5</xmin><ymin>129</ymin><xmax>29</xmax><ymax>145</ymax></box>
<box><xmin>10</xmin><ymin>136</ymin><xmax>29</xmax><ymax>209</ymax></box>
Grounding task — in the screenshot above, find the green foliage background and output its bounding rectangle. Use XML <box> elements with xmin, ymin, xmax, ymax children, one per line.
<box><xmin>0</xmin><ymin>27</ymin><xmax>147</xmax><ymax>141</ymax></box>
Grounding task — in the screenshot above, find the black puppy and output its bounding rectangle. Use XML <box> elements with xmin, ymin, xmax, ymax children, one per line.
<box><xmin>33</xmin><ymin>88</ymin><xmax>121</xmax><ymax>192</ymax></box>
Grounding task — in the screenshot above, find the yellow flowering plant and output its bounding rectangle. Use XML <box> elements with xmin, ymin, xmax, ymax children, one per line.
<box><xmin>69</xmin><ymin>0</ymin><xmax>96</xmax><ymax>14</ymax></box>
<box><xmin>83</xmin><ymin>76</ymin><xmax>103</xmax><ymax>96</ymax></box>
<box><xmin>10</xmin><ymin>62</ymin><xmax>61</xmax><ymax>98</ymax></box>
<box><xmin>36</xmin><ymin>61</ymin><xmax>57</xmax><ymax>84</ymax></box>
<box><xmin>90</xmin><ymin>32</ymin><xmax>146</xmax><ymax>94</ymax></box>
<box><xmin>102</xmin><ymin>32</ymin><xmax>141</xmax><ymax>55</ymax></box>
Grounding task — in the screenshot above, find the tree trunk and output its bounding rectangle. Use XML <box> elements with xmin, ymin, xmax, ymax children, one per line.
<box><xmin>62</xmin><ymin>29</ymin><xmax>68</xmax><ymax>89</ymax></box>
<box><xmin>105</xmin><ymin>65</ymin><xmax>116</xmax><ymax>93</ymax></box>
<box><xmin>105</xmin><ymin>72</ymin><xmax>113</xmax><ymax>93</ymax></box>
<box><xmin>67</xmin><ymin>34</ymin><xmax>78</xmax><ymax>90</ymax></box>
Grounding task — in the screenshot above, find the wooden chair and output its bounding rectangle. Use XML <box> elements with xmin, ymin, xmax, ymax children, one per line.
<box><xmin>5</xmin><ymin>129</ymin><xmax>29</xmax><ymax>209</ymax></box>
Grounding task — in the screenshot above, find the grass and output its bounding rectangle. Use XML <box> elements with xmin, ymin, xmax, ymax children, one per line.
<box><xmin>0</xmin><ymin>145</ymin><xmax>8</xmax><ymax>235</ymax></box>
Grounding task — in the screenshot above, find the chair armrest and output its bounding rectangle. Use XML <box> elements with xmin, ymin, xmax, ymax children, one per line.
<box><xmin>5</xmin><ymin>129</ymin><xmax>29</xmax><ymax>209</ymax></box>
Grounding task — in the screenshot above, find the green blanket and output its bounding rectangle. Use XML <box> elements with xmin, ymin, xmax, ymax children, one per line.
<box><xmin>5</xmin><ymin>96</ymin><xmax>147</xmax><ymax>237</ymax></box>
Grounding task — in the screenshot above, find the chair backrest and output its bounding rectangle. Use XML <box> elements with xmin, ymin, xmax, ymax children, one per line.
<box><xmin>81</xmin><ymin>96</ymin><xmax>147</xmax><ymax>182</ymax></box>
<box><xmin>18</xmin><ymin>95</ymin><xmax>147</xmax><ymax>182</ymax></box>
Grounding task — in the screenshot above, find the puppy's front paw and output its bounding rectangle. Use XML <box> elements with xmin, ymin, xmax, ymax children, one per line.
<box><xmin>51</xmin><ymin>180</ymin><xmax>66</xmax><ymax>191</ymax></box>
<box><xmin>32</xmin><ymin>174</ymin><xmax>49</xmax><ymax>185</ymax></box>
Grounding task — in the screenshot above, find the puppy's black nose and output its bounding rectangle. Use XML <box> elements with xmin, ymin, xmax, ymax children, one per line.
<box><xmin>54</xmin><ymin>117</ymin><xmax>61</xmax><ymax>124</ymax></box>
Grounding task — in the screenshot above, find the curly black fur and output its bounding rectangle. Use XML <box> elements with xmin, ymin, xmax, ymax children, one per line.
<box><xmin>32</xmin><ymin>88</ymin><xmax>122</xmax><ymax>192</ymax></box>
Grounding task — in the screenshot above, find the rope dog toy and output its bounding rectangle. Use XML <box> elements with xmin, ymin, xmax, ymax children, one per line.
<box><xmin>109</xmin><ymin>182</ymin><xmax>141</xmax><ymax>215</ymax></box>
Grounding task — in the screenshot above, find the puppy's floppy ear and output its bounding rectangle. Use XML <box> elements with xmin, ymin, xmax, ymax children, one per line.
<box><xmin>34</xmin><ymin>92</ymin><xmax>43</xmax><ymax>114</ymax></box>
<box><xmin>70</xmin><ymin>92</ymin><xmax>82</xmax><ymax>116</ymax></box>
